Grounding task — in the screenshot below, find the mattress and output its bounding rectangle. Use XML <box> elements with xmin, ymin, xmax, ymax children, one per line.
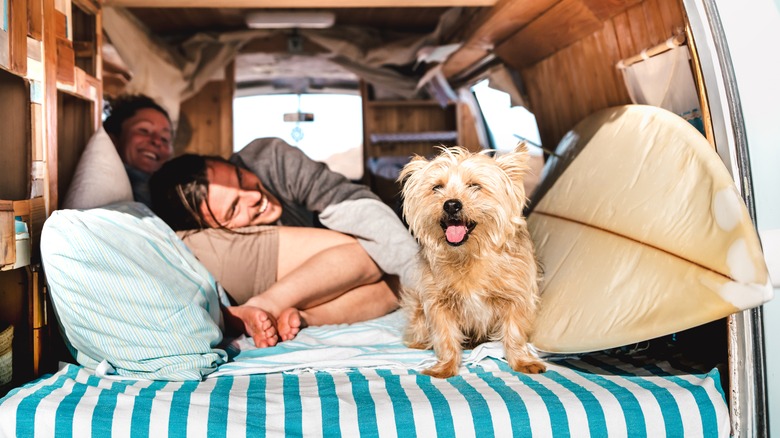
<box><xmin>0</xmin><ymin>312</ymin><xmax>729</xmax><ymax>437</ymax></box>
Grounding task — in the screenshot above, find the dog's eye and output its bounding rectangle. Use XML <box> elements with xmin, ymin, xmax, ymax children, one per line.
<box><xmin>432</xmin><ymin>184</ymin><xmax>443</xmax><ymax>192</ymax></box>
<box><xmin>469</xmin><ymin>183</ymin><xmax>482</xmax><ymax>190</ymax></box>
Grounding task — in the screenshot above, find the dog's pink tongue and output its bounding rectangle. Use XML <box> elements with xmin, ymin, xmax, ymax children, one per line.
<box><xmin>446</xmin><ymin>225</ymin><xmax>468</xmax><ymax>243</ymax></box>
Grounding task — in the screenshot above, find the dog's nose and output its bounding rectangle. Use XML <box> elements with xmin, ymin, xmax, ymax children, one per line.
<box><xmin>443</xmin><ymin>199</ymin><xmax>462</xmax><ymax>215</ymax></box>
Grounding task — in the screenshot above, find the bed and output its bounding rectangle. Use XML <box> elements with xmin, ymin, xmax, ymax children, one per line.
<box><xmin>1</xmin><ymin>104</ymin><xmax>771</xmax><ymax>437</ymax></box>
<box><xmin>0</xmin><ymin>312</ymin><xmax>729</xmax><ymax>437</ymax></box>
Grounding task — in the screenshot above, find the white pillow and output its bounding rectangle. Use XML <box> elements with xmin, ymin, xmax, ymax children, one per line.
<box><xmin>62</xmin><ymin>127</ymin><xmax>133</xmax><ymax>209</ymax></box>
<box><xmin>41</xmin><ymin>202</ymin><xmax>227</xmax><ymax>380</ymax></box>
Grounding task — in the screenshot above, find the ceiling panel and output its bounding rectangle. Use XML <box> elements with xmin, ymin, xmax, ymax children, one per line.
<box><xmin>128</xmin><ymin>7</ymin><xmax>456</xmax><ymax>37</ymax></box>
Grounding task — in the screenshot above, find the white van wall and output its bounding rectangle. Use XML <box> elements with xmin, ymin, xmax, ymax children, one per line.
<box><xmin>716</xmin><ymin>0</ymin><xmax>780</xmax><ymax>433</ymax></box>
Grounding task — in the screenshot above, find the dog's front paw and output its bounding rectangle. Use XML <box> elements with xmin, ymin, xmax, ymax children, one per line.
<box><xmin>509</xmin><ymin>358</ymin><xmax>547</xmax><ymax>374</ymax></box>
<box><xmin>422</xmin><ymin>360</ymin><xmax>459</xmax><ymax>379</ymax></box>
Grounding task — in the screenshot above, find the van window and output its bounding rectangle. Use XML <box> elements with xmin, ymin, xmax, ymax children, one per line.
<box><xmin>471</xmin><ymin>79</ymin><xmax>545</xmax><ymax>196</ymax></box>
<box><xmin>233</xmin><ymin>93</ymin><xmax>364</xmax><ymax>180</ymax></box>
<box><xmin>471</xmin><ymin>79</ymin><xmax>542</xmax><ymax>154</ymax></box>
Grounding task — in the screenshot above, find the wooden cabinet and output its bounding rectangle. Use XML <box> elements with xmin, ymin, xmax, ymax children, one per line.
<box><xmin>361</xmin><ymin>82</ymin><xmax>458</xmax><ymax>211</ymax></box>
<box><xmin>360</xmin><ymin>81</ymin><xmax>483</xmax><ymax>212</ymax></box>
<box><xmin>361</xmin><ymin>81</ymin><xmax>458</xmax><ymax>160</ymax></box>
<box><xmin>0</xmin><ymin>0</ymin><xmax>102</xmax><ymax>395</ymax></box>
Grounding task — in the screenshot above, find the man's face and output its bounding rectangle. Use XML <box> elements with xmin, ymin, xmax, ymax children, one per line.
<box><xmin>201</xmin><ymin>160</ymin><xmax>283</xmax><ymax>228</ymax></box>
<box><xmin>115</xmin><ymin>108</ymin><xmax>173</xmax><ymax>174</ymax></box>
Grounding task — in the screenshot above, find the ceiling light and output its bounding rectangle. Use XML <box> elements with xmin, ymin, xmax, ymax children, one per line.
<box><xmin>246</xmin><ymin>11</ymin><xmax>336</xmax><ymax>29</ymax></box>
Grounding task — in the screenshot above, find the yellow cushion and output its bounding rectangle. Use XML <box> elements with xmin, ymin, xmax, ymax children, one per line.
<box><xmin>529</xmin><ymin>105</ymin><xmax>772</xmax><ymax>353</ymax></box>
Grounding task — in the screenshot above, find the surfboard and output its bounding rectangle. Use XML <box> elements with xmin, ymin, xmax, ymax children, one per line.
<box><xmin>528</xmin><ymin>105</ymin><xmax>773</xmax><ymax>353</ymax></box>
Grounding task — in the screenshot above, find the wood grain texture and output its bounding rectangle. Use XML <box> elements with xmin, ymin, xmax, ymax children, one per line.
<box><xmin>495</xmin><ymin>0</ymin><xmax>603</xmax><ymax>69</ymax></box>
<box><xmin>9</xmin><ymin>0</ymin><xmax>28</xmax><ymax>75</ymax></box>
<box><xmin>176</xmin><ymin>63</ymin><xmax>236</xmax><ymax>158</ymax></box>
<box><xmin>44</xmin><ymin>0</ymin><xmax>59</xmax><ymax>210</ymax></box>
<box><xmin>517</xmin><ymin>0</ymin><xmax>685</xmax><ymax>148</ymax></box>
<box><xmin>442</xmin><ymin>0</ymin><xmax>557</xmax><ymax>78</ymax></box>
<box><xmin>28</xmin><ymin>0</ymin><xmax>43</xmax><ymax>40</ymax></box>
<box><xmin>0</xmin><ymin>69</ymin><xmax>31</xmax><ymax>201</ymax></box>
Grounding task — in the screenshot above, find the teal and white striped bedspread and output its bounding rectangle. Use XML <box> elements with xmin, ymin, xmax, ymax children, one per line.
<box><xmin>0</xmin><ymin>312</ymin><xmax>729</xmax><ymax>437</ymax></box>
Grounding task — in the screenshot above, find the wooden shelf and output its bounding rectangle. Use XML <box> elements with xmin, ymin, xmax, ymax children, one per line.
<box><xmin>1</xmin><ymin>0</ymin><xmax>103</xmax><ymax>386</ymax></box>
<box><xmin>0</xmin><ymin>198</ymin><xmax>45</xmax><ymax>271</ymax></box>
<box><xmin>368</xmin><ymin>99</ymin><xmax>447</xmax><ymax>108</ymax></box>
<box><xmin>57</xmin><ymin>66</ymin><xmax>100</xmax><ymax>102</ymax></box>
<box><xmin>370</xmin><ymin>130</ymin><xmax>458</xmax><ymax>144</ymax></box>
<box><xmin>361</xmin><ymin>81</ymin><xmax>461</xmax><ymax>211</ymax></box>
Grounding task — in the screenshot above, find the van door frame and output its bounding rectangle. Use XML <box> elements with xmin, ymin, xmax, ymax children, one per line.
<box><xmin>682</xmin><ymin>0</ymin><xmax>769</xmax><ymax>436</ymax></box>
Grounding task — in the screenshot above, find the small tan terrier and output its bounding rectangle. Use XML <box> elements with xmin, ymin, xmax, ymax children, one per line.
<box><xmin>398</xmin><ymin>144</ymin><xmax>546</xmax><ymax>378</ymax></box>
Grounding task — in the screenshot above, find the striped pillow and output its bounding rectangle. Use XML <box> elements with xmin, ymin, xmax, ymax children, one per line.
<box><xmin>41</xmin><ymin>202</ymin><xmax>227</xmax><ymax>380</ymax></box>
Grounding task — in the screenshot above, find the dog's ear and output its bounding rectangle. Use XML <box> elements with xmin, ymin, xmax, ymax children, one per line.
<box><xmin>397</xmin><ymin>155</ymin><xmax>429</xmax><ymax>185</ymax></box>
<box><xmin>496</xmin><ymin>142</ymin><xmax>531</xmax><ymax>182</ymax></box>
<box><xmin>513</xmin><ymin>141</ymin><xmax>529</xmax><ymax>155</ymax></box>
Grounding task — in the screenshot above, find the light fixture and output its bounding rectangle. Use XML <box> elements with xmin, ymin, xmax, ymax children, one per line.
<box><xmin>245</xmin><ymin>11</ymin><xmax>336</xmax><ymax>29</ymax></box>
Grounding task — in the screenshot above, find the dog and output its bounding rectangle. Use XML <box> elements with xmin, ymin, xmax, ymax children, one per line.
<box><xmin>398</xmin><ymin>143</ymin><xmax>546</xmax><ymax>378</ymax></box>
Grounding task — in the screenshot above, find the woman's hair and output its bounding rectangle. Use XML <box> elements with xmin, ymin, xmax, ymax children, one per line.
<box><xmin>149</xmin><ymin>154</ymin><xmax>233</xmax><ymax>231</ymax></box>
<box><xmin>104</xmin><ymin>94</ymin><xmax>173</xmax><ymax>138</ymax></box>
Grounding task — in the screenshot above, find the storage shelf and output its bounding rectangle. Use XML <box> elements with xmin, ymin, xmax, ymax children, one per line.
<box><xmin>370</xmin><ymin>131</ymin><xmax>458</xmax><ymax>144</ymax></box>
<box><xmin>56</xmin><ymin>67</ymin><xmax>100</xmax><ymax>102</ymax></box>
<box><xmin>0</xmin><ymin>198</ymin><xmax>45</xmax><ymax>271</ymax></box>
<box><xmin>368</xmin><ymin>99</ymin><xmax>447</xmax><ymax>108</ymax></box>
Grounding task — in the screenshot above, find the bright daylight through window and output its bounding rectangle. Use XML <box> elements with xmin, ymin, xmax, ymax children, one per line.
<box><xmin>471</xmin><ymin>79</ymin><xmax>545</xmax><ymax>195</ymax></box>
<box><xmin>234</xmin><ymin>94</ymin><xmax>364</xmax><ymax>180</ymax></box>
<box><xmin>471</xmin><ymin>79</ymin><xmax>542</xmax><ymax>154</ymax></box>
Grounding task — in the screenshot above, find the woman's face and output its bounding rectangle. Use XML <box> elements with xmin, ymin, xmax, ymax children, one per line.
<box><xmin>200</xmin><ymin>160</ymin><xmax>283</xmax><ymax>228</ymax></box>
<box><xmin>115</xmin><ymin>108</ymin><xmax>173</xmax><ymax>174</ymax></box>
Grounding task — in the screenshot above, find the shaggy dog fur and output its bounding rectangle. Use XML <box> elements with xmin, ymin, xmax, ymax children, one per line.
<box><xmin>398</xmin><ymin>144</ymin><xmax>546</xmax><ymax>378</ymax></box>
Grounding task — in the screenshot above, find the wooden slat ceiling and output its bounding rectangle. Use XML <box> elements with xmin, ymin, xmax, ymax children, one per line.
<box><xmin>106</xmin><ymin>0</ymin><xmax>497</xmax><ymax>7</ymax></box>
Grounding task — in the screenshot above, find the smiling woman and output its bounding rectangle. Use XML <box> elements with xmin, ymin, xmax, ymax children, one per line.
<box><xmin>112</xmin><ymin>108</ymin><xmax>173</xmax><ymax>173</ymax></box>
<box><xmin>103</xmin><ymin>95</ymin><xmax>175</xmax><ymax>206</ymax></box>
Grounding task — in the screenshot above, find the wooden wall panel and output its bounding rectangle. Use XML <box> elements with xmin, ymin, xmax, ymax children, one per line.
<box><xmin>495</xmin><ymin>0</ymin><xmax>603</xmax><ymax>70</ymax></box>
<box><xmin>0</xmin><ymin>68</ymin><xmax>31</xmax><ymax>200</ymax></box>
<box><xmin>442</xmin><ymin>0</ymin><xmax>557</xmax><ymax>78</ymax></box>
<box><xmin>656</xmin><ymin>0</ymin><xmax>684</xmax><ymax>33</ymax></box>
<box><xmin>55</xmin><ymin>92</ymin><xmax>93</xmax><ymax>203</ymax></box>
<box><xmin>456</xmin><ymin>100</ymin><xmax>483</xmax><ymax>152</ymax></box>
<box><xmin>515</xmin><ymin>0</ymin><xmax>685</xmax><ymax>148</ymax></box>
<box><xmin>28</xmin><ymin>0</ymin><xmax>43</xmax><ymax>40</ymax></box>
<box><xmin>581</xmin><ymin>0</ymin><xmax>643</xmax><ymax>20</ymax></box>
<box><xmin>641</xmin><ymin>0</ymin><xmax>667</xmax><ymax>39</ymax></box>
<box><xmin>9</xmin><ymin>0</ymin><xmax>28</xmax><ymax>75</ymax></box>
<box><xmin>175</xmin><ymin>62</ymin><xmax>235</xmax><ymax>158</ymax></box>
<box><xmin>44</xmin><ymin>0</ymin><xmax>59</xmax><ymax>211</ymax></box>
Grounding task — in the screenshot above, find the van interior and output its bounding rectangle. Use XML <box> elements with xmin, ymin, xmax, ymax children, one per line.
<box><xmin>0</xmin><ymin>0</ymin><xmax>772</xmax><ymax>435</ymax></box>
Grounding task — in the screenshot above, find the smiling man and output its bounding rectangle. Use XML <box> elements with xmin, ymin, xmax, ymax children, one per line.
<box><xmin>149</xmin><ymin>137</ymin><xmax>421</xmax><ymax>346</ymax></box>
<box><xmin>104</xmin><ymin>95</ymin><xmax>173</xmax><ymax>206</ymax></box>
<box><xmin>200</xmin><ymin>159</ymin><xmax>283</xmax><ymax>228</ymax></box>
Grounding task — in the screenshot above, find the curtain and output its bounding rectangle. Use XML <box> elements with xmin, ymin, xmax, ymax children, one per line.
<box><xmin>619</xmin><ymin>45</ymin><xmax>704</xmax><ymax>134</ymax></box>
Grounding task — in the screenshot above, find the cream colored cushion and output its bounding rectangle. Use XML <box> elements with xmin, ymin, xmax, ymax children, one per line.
<box><xmin>62</xmin><ymin>127</ymin><xmax>133</xmax><ymax>209</ymax></box>
<box><xmin>528</xmin><ymin>105</ymin><xmax>773</xmax><ymax>353</ymax></box>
